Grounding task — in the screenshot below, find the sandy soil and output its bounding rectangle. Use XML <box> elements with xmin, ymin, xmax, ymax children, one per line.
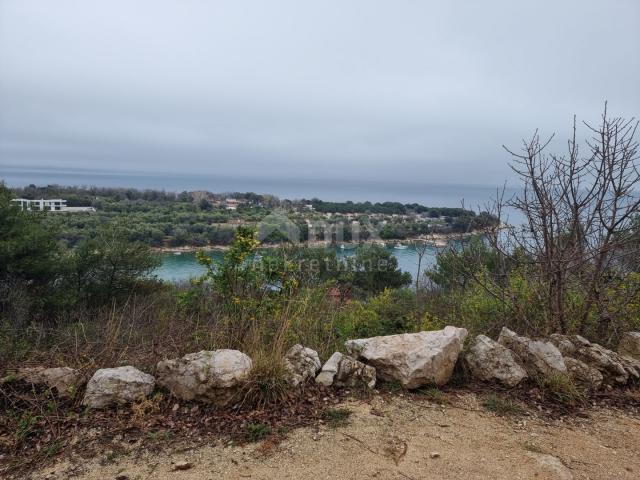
<box><xmin>34</xmin><ymin>393</ymin><xmax>640</xmax><ymax>480</ymax></box>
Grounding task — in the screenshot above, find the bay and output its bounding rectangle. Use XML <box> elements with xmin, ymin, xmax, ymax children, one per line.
<box><xmin>154</xmin><ymin>243</ymin><xmax>440</xmax><ymax>283</ymax></box>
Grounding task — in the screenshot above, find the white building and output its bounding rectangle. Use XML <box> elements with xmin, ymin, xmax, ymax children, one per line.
<box><xmin>12</xmin><ymin>198</ymin><xmax>95</xmax><ymax>213</ymax></box>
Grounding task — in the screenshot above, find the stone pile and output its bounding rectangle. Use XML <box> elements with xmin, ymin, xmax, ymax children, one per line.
<box><xmin>465</xmin><ymin>327</ymin><xmax>640</xmax><ymax>391</ymax></box>
<box><xmin>315</xmin><ymin>352</ymin><xmax>376</xmax><ymax>389</ymax></box>
<box><xmin>3</xmin><ymin>326</ymin><xmax>638</xmax><ymax>408</ymax></box>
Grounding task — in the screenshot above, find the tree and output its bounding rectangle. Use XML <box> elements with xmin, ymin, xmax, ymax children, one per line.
<box><xmin>427</xmin><ymin>236</ymin><xmax>504</xmax><ymax>291</ymax></box>
<box><xmin>0</xmin><ymin>183</ymin><xmax>60</xmax><ymax>320</ymax></box>
<box><xmin>492</xmin><ymin>105</ymin><xmax>640</xmax><ymax>337</ymax></box>
<box><xmin>260</xmin><ymin>245</ymin><xmax>340</xmax><ymax>288</ymax></box>
<box><xmin>197</xmin><ymin>226</ymin><xmax>262</xmax><ymax>299</ymax></box>
<box><xmin>199</xmin><ymin>198</ymin><xmax>213</xmax><ymax>211</ymax></box>
<box><xmin>348</xmin><ymin>244</ymin><xmax>412</xmax><ymax>295</ymax></box>
<box><xmin>66</xmin><ymin>224</ymin><xmax>159</xmax><ymax>305</ymax></box>
<box><xmin>410</xmin><ymin>240</ymin><xmax>430</xmax><ymax>291</ymax></box>
<box><xmin>421</xmin><ymin>106</ymin><xmax>640</xmax><ymax>342</ymax></box>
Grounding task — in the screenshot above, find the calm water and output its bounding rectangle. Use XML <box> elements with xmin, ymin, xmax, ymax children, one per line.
<box><xmin>154</xmin><ymin>243</ymin><xmax>440</xmax><ymax>283</ymax></box>
<box><xmin>2</xmin><ymin>165</ymin><xmax>518</xmax><ymax>210</ymax></box>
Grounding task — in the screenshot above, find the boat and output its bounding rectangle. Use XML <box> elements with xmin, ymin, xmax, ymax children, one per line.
<box><xmin>173</xmin><ymin>251</ymin><xmax>182</xmax><ymax>256</ymax></box>
<box><xmin>394</xmin><ymin>243</ymin><xmax>408</xmax><ymax>250</ymax></box>
<box><xmin>340</xmin><ymin>244</ymin><xmax>345</xmax><ymax>250</ymax></box>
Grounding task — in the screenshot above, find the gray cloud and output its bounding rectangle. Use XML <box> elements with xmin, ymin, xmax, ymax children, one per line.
<box><xmin>1</xmin><ymin>0</ymin><xmax>639</xmax><ymax>186</ymax></box>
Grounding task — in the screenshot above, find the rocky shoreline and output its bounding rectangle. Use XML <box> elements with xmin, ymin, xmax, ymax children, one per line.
<box><xmin>151</xmin><ymin>231</ymin><xmax>481</xmax><ymax>253</ymax></box>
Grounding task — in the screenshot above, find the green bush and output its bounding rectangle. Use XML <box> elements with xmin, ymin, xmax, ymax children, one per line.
<box><xmin>335</xmin><ymin>288</ymin><xmax>442</xmax><ymax>339</ymax></box>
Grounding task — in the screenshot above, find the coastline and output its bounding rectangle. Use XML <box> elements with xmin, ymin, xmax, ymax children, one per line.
<box><xmin>151</xmin><ymin>230</ymin><xmax>484</xmax><ymax>253</ymax></box>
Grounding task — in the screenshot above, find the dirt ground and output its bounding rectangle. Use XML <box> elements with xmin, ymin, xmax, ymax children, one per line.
<box><xmin>32</xmin><ymin>392</ymin><xmax>640</xmax><ymax>480</ymax></box>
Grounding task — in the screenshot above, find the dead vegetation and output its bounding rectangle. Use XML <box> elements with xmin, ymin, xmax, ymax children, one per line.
<box><xmin>0</xmin><ymin>379</ymin><xmax>340</xmax><ymax>477</ymax></box>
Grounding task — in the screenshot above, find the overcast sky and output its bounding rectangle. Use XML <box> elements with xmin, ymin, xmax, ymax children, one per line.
<box><xmin>1</xmin><ymin>0</ymin><xmax>639</xmax><ymax>186</ymax></box>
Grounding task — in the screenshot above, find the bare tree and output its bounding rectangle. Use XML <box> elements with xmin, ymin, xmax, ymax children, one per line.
<box><xmin>427</xmin><ymin>105</ymin><xmax>640</xmax><ymax>341</ymax></box>
<box><xmin>499</xmin><ymin>104</ymin><xmax>640</xmax><ymax>336</ymax></box>
<box><xmin>411</xmin><ymin>239</ymin><xmax>431</xmax><ymax>291</ymax></box>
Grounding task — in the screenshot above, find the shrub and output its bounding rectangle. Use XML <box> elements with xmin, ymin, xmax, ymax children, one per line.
<box><xmin>335</xmin><ymin>288</ymin><xmax>426</xmax><ymax>339</ymax></box>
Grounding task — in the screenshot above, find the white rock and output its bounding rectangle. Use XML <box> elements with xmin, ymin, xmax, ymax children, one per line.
<box><xmin>82</xmin><ymin>366</ymin><xmax>155</xmax><ymax>409</ymax></box>
<box><xmin>315</xmin><ymin>352</ymin><xmax>342</xmax><ymax>386</ymax></box>
<box><xmin>334</xmin><ymin>355</ymin><xmax>376</xmax><ymax>389</ymax></box>
<box><xmin>156</xmin><ymin>350</ymin><xmax>252</xmax><ymax>405</ymax></box>
<box><xmin>550</xmin><ymin>334</ymin><xmax>640</xmax><ymax>385</ymax></box>
<box><xmin>345</xmin><ymin>326</ymin><xmax>468</xmax><ymax>388</ymax></box>
<box><xmin>315</xmin><ymin>352</ymin><xmax>376</xmax><ymax>389</ymax></box>
<box><xmin>173</xmin><ymin>461</ymin><xmax>193</xmax><ymax>471</ymax></box>
<box><xmin>618</xmin><ymin>332</ymin><xmax>640</xmax><ymax>361</ymax></box>
<box><xmin>465</xmin><ymin>335</ymin><xmax>528</xmax><ymax>387</ymax></box>
<box><xmin>498</xmin><ymin>328</ymin><xmax>567</xmax><ymax>378</ymax></box>
<box><xmin>3</xmin><ymin>367</ymin><xmax>81</xmax><ymax>398</ymax></box>
<box><xmin>530</xmin><ymin>453</ymin><xmax>573</xmax><ymax>480</ymax></box>
<box><xmin>563</xmin><ymin>357</ymin><xmax>603</xmax><ymax>390</ymax></box>
<box><xmin>284</xmin><ymin>344</ymin><xmax>321</xmax><ymax>387</ymax></box>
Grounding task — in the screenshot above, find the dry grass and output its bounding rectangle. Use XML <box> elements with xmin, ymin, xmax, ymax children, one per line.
<box><xmin>482</xmin><ymin>394</ymin><xmax>525</xmax><ymax>416</ymax></box>
<box><xmin>536</xmin><ymin>372</ymin><xmax>586</xmax><ymax>406</ymax></box>
<box><xmin>236</xmin><ymin>352</ymin><xmax>292</xmax><ymax>409</ymax></box>
<box><xmin>0</xmin><ymin>284</ymin><xmax>344</xmax><ymax>375</ymax></box>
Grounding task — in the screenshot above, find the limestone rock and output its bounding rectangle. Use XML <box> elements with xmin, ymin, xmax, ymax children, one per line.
<box><xmin>618</xmin><ymin>332</ymin><xmax>640</xmax><ymax>361</ymax></box>
<box><xmin>173</xmin><ymin>461</ymin><xmax>193</xmax><ymax>471</ymax></box>
<box><xmin>156</xmin><ymin>349</ymin><xmax>252</xmax><ymax>405</ymax></box>
<box><xmin>83</xmin><ymin>366</ymin><xmax>155</xmax><ymax>409</ymax></box>
<box><xmin>333</xmin><ymin>354</ymin><xmax>376</xmax><ymax>389</ymax></box>
<box><xmin>345</xmin><ymin>326</ymin><xmax>468</xmax><ymax>388</ymax></box>
<box><xmin>465</xmin><ymin>335</ymin><xmax>528</xmax><ymax>387</ymax></box>
<box><xmin>549</xmin><ymin>334</ymin><xmax>640</xmax><ymax>385</ymax></box>
<box><xmin>315</xmin><ymin>352</ymin><xmax>376</xmax><ymax>389</ymax></box>
<box><xmin>498</xmin><ymin>328</ymin><xmax>567</xmax><ymax>378</ymax></box>
<box><xmin>530</xmin><ymin>453</ymin><xmax>573</xmax><ymax>480</ymax></box>
<box><xmin>2</xmin><ymin>367</ymin><xmax>81</xmax><ymax>398</ymax></box>
<box><xmin>284</xmin><ymin>344</ymin><xmax>321</xmax><ymax>387</ymax></box>
<box><xmin>563</xmin><ymin>357</ymin><xmax>603</xmax><ymax>390</ymax></box>
<box><xmin>315</xmin><ymin>352</ymin><xmax>342</xmax><ymax>386</ymax></box>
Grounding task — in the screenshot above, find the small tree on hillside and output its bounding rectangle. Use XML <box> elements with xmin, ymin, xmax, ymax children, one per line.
<box><xmin>411</xmin><ymin>239</ymin><xmax>430</xmax><ymax>291</ymax></box>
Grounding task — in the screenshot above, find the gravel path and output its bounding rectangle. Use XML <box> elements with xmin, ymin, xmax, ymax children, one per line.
<box><xmin>35</xmin><ymin>393</ymin><xmax>640</xmax><ymax>480</ymax></box>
